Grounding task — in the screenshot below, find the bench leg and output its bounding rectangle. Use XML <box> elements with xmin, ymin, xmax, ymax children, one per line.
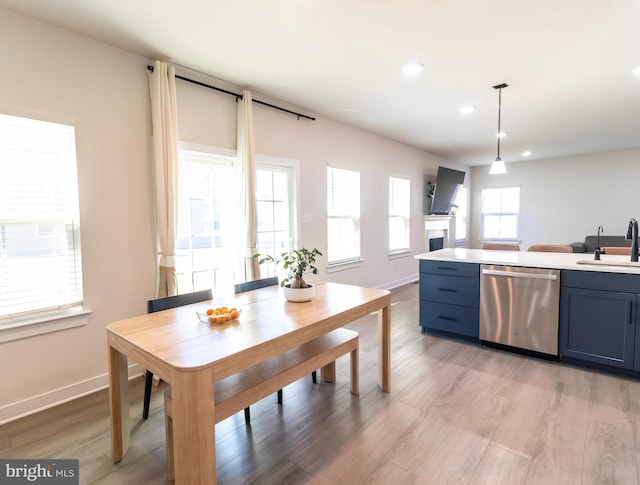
<box><xmin>320</xmin><ymin>361</ymin><xmax>336</xmax><ymax>383</ymax></box>
<box><xmin>277</xmin><ymin>389</ymin><xmax>283</xmax><ymax>404</ymax></box>
<box><xmin>244</xmin><ymin>407</ymin><xmax>250</xmax><ymax>423</ymax></box>
<box><xmin>350</xmin><ymin>344</ymin><xmax>359</xmax><ymax>395</ymax></box>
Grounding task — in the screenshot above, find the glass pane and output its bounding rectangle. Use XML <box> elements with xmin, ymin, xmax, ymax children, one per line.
<box><xmin>389</xmin><ymin>216</ymin><xmax>409</xmax><ymax>251</ymax></box>
<box><xmin>256</xmin><ymin>169</ymin><xmax>273</xmax><ymax>200</ymax></box>
<box><xmin>502</xmin><ymin>187</ymin><xmax>520</xmax><ymax>212</ymax></box>
<box><xmin>273</xmin><ymin>201</ymin><xmax>289</xmax><ymax>232</ymax></box>
<box><xmin>328</xmin><ymin>216</ymin><xmax>360</xmax><ymax>262</ymax></box>
<box><xmin>483</xmin><ymin>215</ymin><xmax>501</xmax><ymax>239</ymax></box>
<box><xmin>500</xmin><ymin>215</ymin><xmax>518</xmax><ymax>239</ymax></box>
<box><xmin>256</xmin><ymin>200</ymin><xmax>273</xmax><ymax>232</ymax></box>
<box><xmin>272</xmin><ymin>171</ymin><xmax>289</xmax><ymax>202</ymax></box>
<box><xmin>481</xmin><ymin>188</ymin><xmax>501</xmax><ymax>213</ymax></box>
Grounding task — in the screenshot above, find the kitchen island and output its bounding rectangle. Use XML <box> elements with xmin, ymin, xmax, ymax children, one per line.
<box><xmin>416</xmin><ymin>248</ymin><xmax>640</xmax><ymax>377</ymax></box>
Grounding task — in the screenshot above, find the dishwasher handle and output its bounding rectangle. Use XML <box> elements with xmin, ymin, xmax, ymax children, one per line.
<box><xmin>481</xmin><ymin>268</ymin><xmax>557</xmax><ymax>281</ymax></box>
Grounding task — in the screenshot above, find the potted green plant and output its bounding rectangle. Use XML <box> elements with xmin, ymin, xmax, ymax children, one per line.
<box><xmin>253</xmin><ymin>248</ymin><xmax>322</xmax><ymax>302</ymax></box>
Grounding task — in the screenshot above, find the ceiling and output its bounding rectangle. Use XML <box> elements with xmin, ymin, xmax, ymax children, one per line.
<box><xmin>2</xmin><ymin>0</ymin><xmax>639</xmax><ymax>167</ymax></box>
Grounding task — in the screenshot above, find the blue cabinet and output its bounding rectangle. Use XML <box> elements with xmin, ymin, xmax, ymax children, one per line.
<box><xmin>419</xmin><ymin>260</ymin><xmax>479</xmax><ymax>339</ymax></box>
<box><xmin>560</xmin><ymin>270</ymin><xmax>640</xmax><ymax>370</ymax></box>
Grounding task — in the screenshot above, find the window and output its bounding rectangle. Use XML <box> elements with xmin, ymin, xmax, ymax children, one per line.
<box><xmin>176</xmin><ymin>149</ymin><xmax>240</xmax><ymax>294</ymax></box>
<box><xmin>481</xmin><ymin>187</ymin><xmax>520</xmax><ymax>240</ymax></box>
<box><xmin>0</xmin><ymin>113</ymin><xmax>83</xmax><ymax>326</ymax></box>
<box><xmin>255</xmin><ymin>162</ymin><xmax>297</xmax><ymax>277</ymax></box>
<box><xmin>327</xmin><ymin>167</ymin><xmax>360</xmax><ymax>265</ymax></box>
<box><xmin>453</xmin><ymin>186</ymin><xmax>468</xmax><ymax>242</ymax></box>
<box><xmin>389</xmin><ymin>176</ymin><xmax>410</xmax><ymax>253</ymax></box>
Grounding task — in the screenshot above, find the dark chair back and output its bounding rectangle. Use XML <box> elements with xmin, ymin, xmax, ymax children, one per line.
<box><xmin>142</xmin><ymin>288</ymin><xmax>213</xmax><ymax>420</ymax></box>
<box><xmin>147</xmin><ymin>289</ymin><xmax>213</xmax><ymax>313</ymax></box>
<box><xmin>234</xmin><ymin>276</ymin><xmax>279</xmax><ymax>294</ymax></box>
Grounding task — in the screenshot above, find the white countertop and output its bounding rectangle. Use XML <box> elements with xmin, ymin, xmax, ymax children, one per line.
<box><xmin>415</xmin><ymin>248</ymin><xmax>640</xmax><ymax>275</ymax></box>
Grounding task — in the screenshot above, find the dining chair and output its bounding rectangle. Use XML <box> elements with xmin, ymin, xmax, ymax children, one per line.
<box><xmin>527</xmin><ymin>244</ymin><xmax>573</xmax><ymax>253</ymax></box>
<box><xmin>233</xmin><ymin>276</ymin><xmax>318</xmax><ymax>422</ymax></box>
<box><xmin>602</xmin><ymin>246</ymin><xmax>631</xmax><ymax>255</ymax></box>
<box><xmin>142</xmin><ymin>288</ymin><xmax>213</xmax><ymax>420</ymax></box>
<box><xmin>481</xmin><ymin>243</ymin><xmax>520</xmax><ymax>251</ymax></box>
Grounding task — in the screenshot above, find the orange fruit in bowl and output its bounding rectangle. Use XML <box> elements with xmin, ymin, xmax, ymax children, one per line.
<box><xmin>206</xmin><ymin>308</ymin><xmax>214</xmax><ymax>316</ymax></box>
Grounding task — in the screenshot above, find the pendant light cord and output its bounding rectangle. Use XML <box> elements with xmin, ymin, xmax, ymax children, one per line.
<box><xmin>497</xmin><ymin>87</ymin><xmax>502</xmax><ymax>159</ymax></box>
<box><xmin>493</xmin><ymin>83</ymin><xmax>508</xmax><ymax>160</ymax></box>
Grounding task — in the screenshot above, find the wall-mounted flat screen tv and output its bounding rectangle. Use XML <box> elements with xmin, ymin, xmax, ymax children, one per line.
<box><xmin>430</xmin><ymin>166</ymin><xmax>465</xmax><ymax>215</ymax></box>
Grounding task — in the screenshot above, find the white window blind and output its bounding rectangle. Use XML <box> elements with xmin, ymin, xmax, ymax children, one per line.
<box><xmin>327</xmin><ymin>167</ymin><xmax>360</xmax><ymax>264</ymax></box>
<box><xmin>481</xmin><ymin>186</ymin><xmax>520</xmax><ymax>240</ymax></box>
<box><xmin>0</xmin><ymin>113</ymin><xmax>83</xmax><ymax>321</ymax></box>
<box><xmin>389</xmin><ymin>176</ymin><xmax>410</xmax><ymax>253</ymax></box>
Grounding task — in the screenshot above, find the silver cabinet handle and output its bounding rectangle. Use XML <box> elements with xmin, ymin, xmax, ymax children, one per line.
<box><xmin>481</xmin><ymin>269</ymin><xmax>557</xmax><ymax>281</ymax></box>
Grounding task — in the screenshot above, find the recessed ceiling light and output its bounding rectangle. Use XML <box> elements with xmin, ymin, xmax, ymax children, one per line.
<box><xmin>633</xmin><ymin>66</ymin><xmax>640</xmax><ymax>77</ymax></box>
<box><xmin>459</xmin><ymin>105</ymin><xmax>475</xmax><ymax>115</ymax></box>
<box><xmin>402</xmin><ymin>62</ymin><xmax>424</xmax><ymax>77</ymax></box>
<box><xmin>522</xmin><ymin>150</ymin><xmax>532</xmax><ymax>156</ymax></box>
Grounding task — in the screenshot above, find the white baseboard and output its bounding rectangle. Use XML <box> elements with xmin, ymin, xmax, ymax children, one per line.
<box><xmin>0</xmin><ymin>363</ymin><xmax>144</xmax><ymax>425</ymax></box>
<box><xmin>380</xmin><ymin>274</ymin><xmax>419</xmax><ymax>291</ymax></box>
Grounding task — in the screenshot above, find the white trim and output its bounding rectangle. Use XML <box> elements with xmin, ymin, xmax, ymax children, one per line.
<box><xmin>178</xmin><ymin>141</ymin><xmax>236</xmax><ymax>159</ymax></box>
<box><xmin>388</xmin><ymin>250</ymin><xmax>412</xmax><ymax>259</ymax></box>
<box><xmin>379</xmin><ymin>274</ymin><xmax>419</xmax><ymax>290</ymax></box>
<box><xmin>0</xmin><ymin>308</ymin><xmax>92</xmax><ymax>343</ymax></box>
<box><xmin>326</xmin><ymin>258</ymin><xmax>363</xmax><ymax>273</ymax></box>
<box><xmin>0</xmin><ymin>363</ymin><xmax>143</xmax><ymax>425</ymax></box>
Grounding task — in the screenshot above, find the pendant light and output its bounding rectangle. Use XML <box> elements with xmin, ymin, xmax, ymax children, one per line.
<box><xmin>489</xmin><ymin>83</ymin><xmax>508</xmax><ymax>175</ymax></box>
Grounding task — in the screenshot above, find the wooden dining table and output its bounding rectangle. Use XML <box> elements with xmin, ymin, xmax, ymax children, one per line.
<box><xmin>107</xmin><ymin>281</ymin><xmax>391</xmax><ymax>484</ymax></box>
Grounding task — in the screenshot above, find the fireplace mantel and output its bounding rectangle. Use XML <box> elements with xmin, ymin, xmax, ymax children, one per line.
<box><xmin>424</xmin><ymin>215</ymin><xmax>456</xmax><ymax>251</ymax></box>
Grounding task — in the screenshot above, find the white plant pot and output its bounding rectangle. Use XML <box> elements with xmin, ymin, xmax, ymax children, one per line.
<box><xmin>283</xmin><ymin>283</ymin><xmax>314</xmax><ymax>302</ymax></box>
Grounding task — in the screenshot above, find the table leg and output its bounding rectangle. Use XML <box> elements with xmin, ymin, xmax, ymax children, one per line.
<box><xmin>171</xmin><ymin>369</ymin><xmax>216</xmax><ymax>484</ymax></box>
<box><xmin>378</xmin><ymin>303</ymin><xmax>391</xmax><ymax>392</ymax></box>
<box><xmin>108</xmin><ymin>345</ymin><xmax>129</xmax><ymax>463</ymax></box>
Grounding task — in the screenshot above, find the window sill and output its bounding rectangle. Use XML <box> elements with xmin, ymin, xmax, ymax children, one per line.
<box><xmin>388</xmin><ymin>250</ymin><xmax>411</xmax><ymax>260</ymax></box>
<box><xmin>0</xmin><ymin>307</ymin><xmax>92</xmax><ymax>343</ymax></box>
<box><xmin>326</xmin><ymin>258</ymin><xmax>363</xmax><ymax>273</ymax></box>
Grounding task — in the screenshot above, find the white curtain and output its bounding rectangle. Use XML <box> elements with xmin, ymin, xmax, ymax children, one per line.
<box><xmin>148</xmin><ymin>60</ymin><xmax>179</xmax><ymax>298</ymax></box>
<box><xmin>237</xmin><ymin>90</ymin><xmax>260</xmax><ymax>281</ymax></box>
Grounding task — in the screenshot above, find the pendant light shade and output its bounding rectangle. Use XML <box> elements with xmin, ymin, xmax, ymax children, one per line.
<box><xmin>490</xmin><ymin>83</ymin><xmax>508</xmax><ymax>175</ymax></box>
<box><xmin>489</xmin><ymin>157</ymin><xmax>507</xmax><ymax>175</ymax></box>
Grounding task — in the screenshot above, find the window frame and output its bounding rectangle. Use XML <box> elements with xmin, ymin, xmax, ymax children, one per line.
<box><xmin>453</xmin><ymin>186</ymin><xmax>468</xmax><ymax>244</ymax></box>
<box><xmin>175</xmin><ymin>143</ymin><xmax>240</xmax><ymax>295</ymax></box>
<box><xmin>480</xmin><ymin>186</ymin><xmax>521</xmax><ymax>242</ymax></box>
<box><xmin>0</xmin><ymin>108</ymin><xmax>90</xmax><ymax>343</ymax></box>
<box><xmin>388</xmin><ymin>175</ymin><xmax>411</xmax><ymax>255</ymax></box>
<box><xmin>326</xmin><ymin>166</ymin><xmax>362</xmax><ymax>270</ymax></box>
<box><xmin>255</xmin><ymin>155</ymin><xmax>300</xmax><ymax>277</ymax></box>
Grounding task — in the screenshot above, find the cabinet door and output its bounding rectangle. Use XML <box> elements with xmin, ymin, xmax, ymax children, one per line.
<box><xmin>560</xmin><ymin>287</ymin><xmax>635</xmax><ymax>369</ymax></box>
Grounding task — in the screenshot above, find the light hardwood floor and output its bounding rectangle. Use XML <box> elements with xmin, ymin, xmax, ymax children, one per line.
<box><xmin>2</xmin><ymin>282</ymin><xmax>640</xmax><ymax>484</ymax></box>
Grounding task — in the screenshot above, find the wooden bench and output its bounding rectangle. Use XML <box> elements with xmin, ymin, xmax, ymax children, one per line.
<box><xmin>164</xmin><ymin>327</ymin><xmax>359</xmax><ymax>480</ymax></box>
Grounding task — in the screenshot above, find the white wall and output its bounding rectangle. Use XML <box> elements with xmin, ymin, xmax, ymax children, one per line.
<box><xmin>470</xmin><ymin>148</ymin><xmax>640</xmax><ymax>250</ymax></box>
<box><xmin>0</xmin><ymin>9</ymin><xmax>156</xmax><ymax>422</ymax></box>
<box><xmin>0</xmin><ymin>7</ymin><xmax>464</xmax><ymax>422</ymax></box>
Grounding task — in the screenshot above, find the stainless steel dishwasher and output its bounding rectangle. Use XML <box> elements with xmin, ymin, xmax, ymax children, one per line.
<box><xmin>480</xmin><ymin>264</ymin><xmax>560</xmax><ymax>356</ymax></box>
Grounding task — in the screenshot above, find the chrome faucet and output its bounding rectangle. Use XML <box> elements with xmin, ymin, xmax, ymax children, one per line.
<box><xmin>626</xmin><ymin>218</ymin><xmax>639</xmax><ymax>262</ymax></box>
<box><xmin>594</xmin><ymin>225</ymin><xmax>604</xmax><ymax>259</ymax></box>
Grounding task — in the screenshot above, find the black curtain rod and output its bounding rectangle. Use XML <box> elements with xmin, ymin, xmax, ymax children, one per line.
<box><xmin>147</xmin><ymin>65</ymin><xmax>315</xmax><ymax>121</ymax></box>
